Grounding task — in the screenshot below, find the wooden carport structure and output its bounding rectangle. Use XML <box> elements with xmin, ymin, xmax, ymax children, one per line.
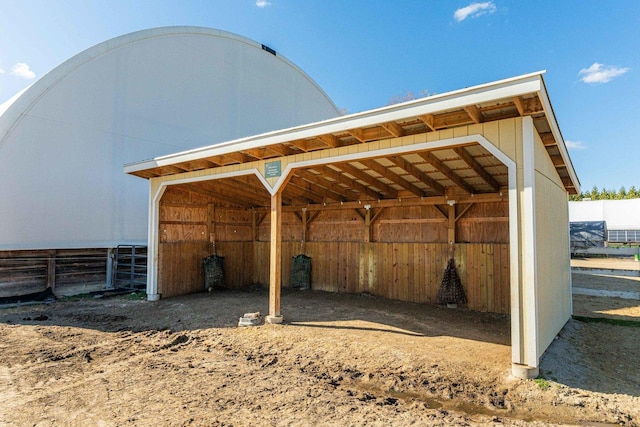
<box><xmin>125</xmin><ymin>71</ymin><xmax>580</xmax><ymax>378</ymax></box>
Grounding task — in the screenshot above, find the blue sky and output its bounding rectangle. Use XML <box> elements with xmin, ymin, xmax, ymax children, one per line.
<box><xmin>1</xmin><ymin>1</ymin><xmax>638</xmax><ymax>193</ymax></box>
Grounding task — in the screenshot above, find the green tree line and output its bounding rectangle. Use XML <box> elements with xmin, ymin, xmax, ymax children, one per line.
<box><xmin>569</xmin><ymin>186</ymin><xmax>640</xmax><ymax>201</ymax></box>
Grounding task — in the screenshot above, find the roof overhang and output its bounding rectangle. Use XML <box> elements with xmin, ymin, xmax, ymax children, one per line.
<box><xmin>125</xmin><ymin>71</ymin><xmax>580</xmax><ymax>196</ymax></box>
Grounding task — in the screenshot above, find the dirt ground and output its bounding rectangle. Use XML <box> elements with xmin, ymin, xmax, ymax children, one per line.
<box><xmin>1</xmin><ymin>265</ymin><xmax>639</xmax><ymax>426</ymax></box>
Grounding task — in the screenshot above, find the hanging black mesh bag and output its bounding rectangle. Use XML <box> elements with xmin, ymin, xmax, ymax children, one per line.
<box><xmin>204</xmin><ymin>254</ymin><xmax>225</xmax><ymax>290</ymax></box>
<box><xmin>436</xmin><ymin>258</ymin><xmax>467</xmax><ymax>305</ymax></box>
<box><xmin>290</xmin><ymin>254</ymin><xmax>311</xmax><ymax>290</ymax></box>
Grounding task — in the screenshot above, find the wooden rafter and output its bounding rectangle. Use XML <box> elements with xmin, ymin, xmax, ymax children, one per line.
<box><xmin>464</xmin><ymin>105</ymin><xmax>483</xmax><ymax>124</ymax></box>
<box><xmin>315</xmin><ymin>134</ymin><xmax>341</xmax><ymax>148</ymax></box>
<box><xmin>453</xmin><ymin>147</ymin><xmax>501</xmax><ymax>192</ymax></box>
<box><xmin>289</xmin><ymin>139</ymin><xmax>309</xmax><ymax>152</ymax></box>
<box><xmin>360</xmin><ymin>159</ymin><xmax>426</xmax><ymax>198</ymax></box>
<box><xmin>334</xmin><ymin>162</ymin><xmax>398</xmax><ymax>199</ymax></box>
<box><xmin>550</xmin><ymin>155</ymin><xmax>565</xmax><ymax>167</ymax></box>
<box><xmin>388</xmin><ymin>156</ymin><xmax>445</xmax><ymax>195</ymax></box>
<box><xmin>347</xmin><ymin>128</ymin><xmax>365</xmax><ymax>142</ymax></box>
<box><xmin>418</xmin><ymin>114</ymin><xmax>436</xmax><ymax>131</ymax></box>
<box><xmin>522</xmin><ymin>96</ymin><xmax>544</xmax><ymax>114</ymax></box>
<box><xmin>435</xmin><ymin>110</ymin><xmax>475</xmax><ymax>128</ymax></box>
<box><xmin>296</xmin><ymin>169</ymin><xmax>359</xmax><ymax>201</ymax></box>
<box><xmin>417</xmin><ymin>151</ymin><xmax>476</xmax><ymax>194</ymax></box>
<box><xmin>512</xmin><ymin>96</ymin><xmax>525</xmax><ymax>116</ymax></box>
<box><xmin>182</xmin><ymin>182</ymin><xmax>260</xmax><ymax>207</ymax></box>
<box><xmin>223</xmin><ymin>152</ymin><xmax>250</xmax><ymax>164</ymax></box>
<box><xmin>539</xmin><ymin>132</ymin><xmax>556</xmax><ymax>147</ymax></box>
<box><xmin>208</xmin><ymin>180</ymin><xmax>272</xmax><ymax>204</ymax></box>
<box><xmin>268</xmin><ymin>144</ymin><xmax>294</xmax><ymax>157</ymax></box>
<box><xmin>180</xmin><ymin>159</ymin><xmax>217</xmax><ymax>172</ymax></box>
<box><xmin>282</xmin><ymin>183</ymin><xmax>324</xmax><ymax>204</ymax></box>
<box><xmin>242</xmin><ymin>148</ymin><xmax>266</xmax><ymax>160</ymax></box>
<box><xmin>380</xmin><ymin>121</ymin><xmax>405</xmax><ymax>138</ymax></box>
<box><xmin>288</xmin><ymin>174</ymin><xmax>346</xmax><ymax>202</ymax></box>
<box><xmin>318</xmin><ymin>165</ymin><xmax>384</xmax><ymax>200</ymax></box>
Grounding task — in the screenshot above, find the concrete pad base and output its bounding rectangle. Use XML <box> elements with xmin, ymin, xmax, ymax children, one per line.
<box><xmin>147</xmin><ymin>293</ymin><xmax>161</xmax><ymax>302</ymax></box>
<box><xmin>511</xmin><ymin>363</ymin><xmax>539</xmax><ymax>379</ymax></box>
<box><xmin>265</xmin><ymin>315</ymin><xmax>284</xmax><ymax>324</ymax></box>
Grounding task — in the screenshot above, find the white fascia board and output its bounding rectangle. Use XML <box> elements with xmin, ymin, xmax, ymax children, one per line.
<box><xmin>124</xmin><ymin>71</ymin><xmax>546</xmax><ymax>175</ymax></box>
<box><xmin>537</xmin><ymin>76</ymin><xmax>581</xmax><ymax>194</ymax></box>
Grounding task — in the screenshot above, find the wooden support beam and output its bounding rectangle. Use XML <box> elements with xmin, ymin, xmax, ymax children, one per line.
<box><xmin>182</xmin><ymin>159</ymin><xmax>218</xmax><ymax>171</ymax></box>
<box><xmin>268</xmin><ymin>144</ymin><xmax>294</xmax><ymax>157</ymax></box>
<box><xmin>252</xmin><ymin>192</ymin><xmax>506</xmax><ymax>213</ymax></box>
<box><xmin>315</xmin><ymin>134</ymin><xmax>341</xmax><ymax>148</ymax></box>
<box><xmin>288</xmin><ymin>174</ymin><xmax>347</xmax><ymax>202</ymax></box>
<box><xmin>434</xmin><ymin>205</ymin><xmax>448</xmax><ymax>219</ymax></box>
<box><xmin>296</xmin><ymin>169</ymin><xmax>359</xmax><ymax>201</ymax></box>
<box><xmin>288</xmin><ymin>139</ymin><xmax>309</xmax><ymax>152</ymax></box>
<box><xmin>380</xmin><ymin>121</ymin><xmax>405</xmax><ymax>138</ymax></box>
<box><xmin>539</xmin><ymin>132</ymin><xmax>556</xmax><ymax>147</ymax></box>
<box><xmin>550</xmin><ymin>154</ymin><xmax>565</xmax><ymax>167</ymax></box>
<box><xmin>419</xmin><ymin>114</ymin><xmax>436</xmax><ymax>131</ymax></box>
<box><xmin>388</xmin><ymin>156</ymin><xmax>445</xmax><ymax>195</ymax></box>
<box><xmin>417</xmin><ymin>151</ymin><xmax>475</xmax><ymax>194</ymax></box>
<box><xmin>317</xmin><ymin>166</ymin><xmax>384</xmax><ymax>200</ymax></box>
<box><xmin>364</xmin><ymin>207</ymin><xmax>372</xmax><ymax>243</ymax></box>
<box><xmin>334</xmin><ymin>162</ymin><xmax>398</xmax><ymax>198</ymax></box>
<box><xmin>453</xmin><ymin>147</ymin><xmax>501</xmax><ymax>192</ymax></box>
<box><xmin>455</xmin><ymin>203</ymin><xmax>474</xmax><ymax>222</ymax></box>
<box><xmin>347</xmin><ymin>128</ymin><xmax>365</xmax><ymax>142</ymax></box>
<box><xmin>268</xmin><ymin>192</ymin><xmax>282</xmax><ymax>320</ymax></box>
<box><xmin>512</xmin><ymin>96</ymin><xmax>525</xmax><ymax>116</ymax></box>
<box><xmin>181</xmin><ymin>183</ymin><xmax>259</xmax><ymax>207</ymax></box>
<box><xmin>448</xmin><ymin>203</ymin><xmax>456</xmax><ymax>244</ymax></box>
<box><xmin>301</xmin><ymin>208</ymin><xmax>309</xmax><ymax>251</ymax></box>
<box><xmin>464</xmin><ymin>105</ymin><xmax>483</xmax><ymax>124</ymax></box>
<box><xmin>360</xmin><ymin>159</ymin><xmax>426</xmax><ymax>198</ymax></box>
<box><xmin>243</xmin><ymin>148</ymin><xmax>267</xmax><ymax>160</ymax></box>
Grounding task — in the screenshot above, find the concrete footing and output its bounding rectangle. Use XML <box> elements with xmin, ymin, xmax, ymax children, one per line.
<box><xmin>511</xmin><ymin>363</ymin><xmax>539</xmax><ymax>379</ymax></box>
<box><xmin>265</xmin><ymin>315</ymin><xmax>284</xmax><ymax>324</ymax></box>
<box><xmin>147</xmin><ymin>293</ymin><xmax>161</xmax><ymax>302</ymax></box>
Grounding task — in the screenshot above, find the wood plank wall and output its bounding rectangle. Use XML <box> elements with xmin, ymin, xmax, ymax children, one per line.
<box><xmin>251</xmin><ymin>242</ymin><xmax>509</xmax><ymax>314</ymax></box>
<box><xmin>157</xmin><ymin>186</ymin><xmax>510</xmax><ymax>314</ymax></box>
<box><xmin>0</xmin><ymin>249</ymin><xmax>108</xmax><ymax>298</ymax></box>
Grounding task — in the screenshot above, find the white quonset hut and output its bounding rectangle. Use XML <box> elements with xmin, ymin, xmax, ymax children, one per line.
<box><xmin>0</xmin><ymin>27</ymin><xmax>338</xmax><ymax>294</ymax></box>
<box><xmin>126</xmin><ymin>71</ymin><xmax>580</xmax><ymax>378</ymax></box>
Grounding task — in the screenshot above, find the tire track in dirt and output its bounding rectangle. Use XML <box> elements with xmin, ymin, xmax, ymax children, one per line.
<box><xmin>0</xmin><ymin>329</ymin><xmax>202</xmax><ymax>414</ymax></box>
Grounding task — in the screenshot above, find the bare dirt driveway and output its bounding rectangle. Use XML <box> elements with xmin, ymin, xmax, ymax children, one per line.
<box><xmin>0</xmin><ymin>265</ymin><xmax>638</xmax><ymax>426</ymax></box>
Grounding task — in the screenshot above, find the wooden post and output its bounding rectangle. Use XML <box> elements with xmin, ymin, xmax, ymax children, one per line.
<box><xmin>364</xmin><ymin>207</ymin><xmax>372</xmax><ymax>243</ymax></box>
<box><xmin>208</xmin><ymin>203</ymin><xmax>216</xmax><ymax>254</ymax></box>
<box><xmin>267</xmin><ymin>192</ymin><xmax>283</xmax><ymax>323</ymax></box>
<box><xmin>448</xmin><ymin>203</ymin><xmax>456</xmax><ymax>244</ymax></box>
<box><xmin>252</xmin><ymin>209</ymin><xmax>258</xmax><ymax>242</ymax></box>
<box><xmin>301</xmin><ymin>208</ymin><xmax>308</xmax><ymax>253</ymax></box>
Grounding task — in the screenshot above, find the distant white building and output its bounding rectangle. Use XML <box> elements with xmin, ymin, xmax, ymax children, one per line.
<box><xmin>0</xmin><ymin>26</ymin><xmax>339</xmax><ymax>250</ymax></box>
<box><xmin>569</xmin><ymin>199</ymin><xmax>640</xmax><ymax>243</ymax></box>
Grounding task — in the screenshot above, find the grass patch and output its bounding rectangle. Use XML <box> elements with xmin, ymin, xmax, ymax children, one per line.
<box><xmin>534</xmin><ymin>378</ymin><xmax>551</xmax><ymax>391</ymax></box>
<box><xmin>573</xmin><ymin>315</ymin><xmax>640</xmax><ymax>328</ymax></box>
<box><xmin>122</xmin><ymin>291</ymin><xmax>146</xmax><ymax>301</ymax></box>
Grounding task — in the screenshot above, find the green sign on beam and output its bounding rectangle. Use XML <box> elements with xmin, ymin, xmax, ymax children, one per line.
<box><xmin>265</xmin><ymin>160</ymin><xmax>282</xmax><ymax>178</ymax></box>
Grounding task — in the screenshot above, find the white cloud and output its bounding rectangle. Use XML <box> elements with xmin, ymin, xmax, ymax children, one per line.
<box><xmin>10</xmin><ymin>62</ymin><xmax>36</xmax><ymax>79</ymax></box>
<box><xmin>565</xmin><ymin>140</ymin><xmax>586</xmax><ymax>150</ymax></box>
<box><xmin>0</xmin><ymin>67</ymin><xmax>4</xmax><ymax>74</ymax></box>
<box><xmin>579</xmin><ymin>62</ymin><xmax>629</xmax><ymax>84</ymax></box>
<box><xmin>454</xmin><ymin>2</ymin><xmax>496</xmax><ymax>22</ymax></box>
<box><xmin>256</xmin><ymin>0</ymin><xmax>271</xmax><ymax>7</ymax></box>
